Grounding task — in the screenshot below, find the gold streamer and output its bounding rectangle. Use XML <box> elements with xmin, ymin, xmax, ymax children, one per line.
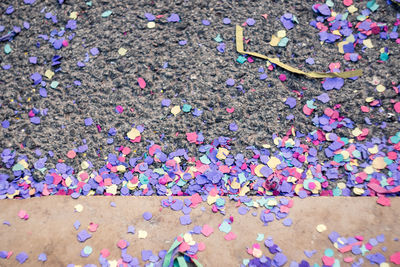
<box><xmin>236</xmin><ymin>25</ymin><xmax>363</xmax><ymax>79</ymax></box>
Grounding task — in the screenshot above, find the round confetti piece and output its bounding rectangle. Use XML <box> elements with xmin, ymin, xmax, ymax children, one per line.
<box><xmin>83</xmin><ymin>246</ymin><xmax>92</xmax><ymax>255</ymax></box>
<box><xmin>226</xmin><ymin>78</ymin><xmax>235</xmax><ymax>86</ymax></box>
<box><xmin>279</xmin><ymin>74</ymin><xmax>287</xmax><ymax>81</ymax></box>
<box><xmin>223</xmin><ymin>18</ymin><xmax>231</xmax><ymax>24</ymax></box>
<box><xmin>246</xmin><ymin>18</ymin><xmax>255</xmax><ymax>26</ymax></box>
<box><xmin>118</xmin><ymin>47</ymin><xmax>127</xmax><ymax>56</ymax></box>
<box><xmin>100</xmin><ymin>249</ymin><xmax>110</xmax><ymax>258</ymax></box>
<box><xmin>67</xmin><ymin>150</ymin><xmax>76</xmax><ymax>159</ymax></box>
<box><xmin>147</xmin><ymin>21</ymin><xmax>155</xmax><ymax>28</ymax></box>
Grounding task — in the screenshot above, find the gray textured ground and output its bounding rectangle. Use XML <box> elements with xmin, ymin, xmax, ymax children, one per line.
<box><xmin>1</xmin><ymin>0</ymin><xmax>399</xmax><ymax>172</ymax></box>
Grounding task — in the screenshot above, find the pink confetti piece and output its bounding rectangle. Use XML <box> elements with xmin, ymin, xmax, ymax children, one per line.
<box><xmin>201</xmin><ymin>224</ymin><xmax>214</xmax><ymax>237</ymax></box>
<box><xmin>226</xmin><ymin>107</ymin><xmax>235</xmax><ymax>113</ymax></box>
<box><xmin>391</xmin><ymin>252</ymin><xmax>400</xmax><ymax>264</ymax></box>
<box><xmin>224</xmin><ymin>231</ymin><xmax>237</xmax><ymax>240</ymax></box>
<box><xmin>18</xmin><ymin>210</ymin><xmax>29</xmax><ymax>220</ymax></box>
<box><xmin>138</xmin><ymin>77</ymin><xmax>146</xmax><ymax>89</ymax></box>
<box><xmin>377</xmin><ymin>196</ymin><xmax>391</xmax><ymax>206</ymax></box>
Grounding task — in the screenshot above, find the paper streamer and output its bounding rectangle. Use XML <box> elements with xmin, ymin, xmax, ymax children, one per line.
<box><xmin>236</xmin><ymin>25</ymin><xmax>363</xmax><ymax>79</ymax></box>
<box><xmin>162</xmin><ymin>235</ymin><xmax>203</xmax><ymax>267</ymax></box>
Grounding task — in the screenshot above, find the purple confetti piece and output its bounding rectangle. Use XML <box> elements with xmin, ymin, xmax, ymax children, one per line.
<box><xmin>179</xmin><ymin>215</ymin><xmax>192</xmax><ymax>225</ymax></box>
<box><xmin>143</xmin><ymin>212</ymin><xmax>152</xmax><ymax>221</ymax></box>
<box><xmin>167</xmin><ymin>14</ymin><xmax>180</xmax><ymax>22</ymax></box>
<box><xmin>226</xmin><ymin>78</ymin><xmax>235</xmax><ymax>86</ymax></box>
<box><xmin>38</xmin><ymin>253</ymin><xmax>47</xmax><ymax>262</ymax></box>
<box><xmin>285</xmin><ymin>97</ymin><xmax>297</xmax><ymax>108</ymax></box>
<box><xmin>16</xmin><ymin>252</ymin><xmax>28</xmax><ymax>264</ymax></box>
<box><xmin>77</xmin><ymin>230</ymin><xmax>92</xmax><ymax>242</ymax></box>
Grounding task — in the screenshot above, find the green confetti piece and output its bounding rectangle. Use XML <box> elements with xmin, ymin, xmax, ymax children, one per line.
<box><xmin>333</xmin><ymin>154</ymin><xmax>343</xmax><ymax>163</ymax></box>
<box><xmin>326</xmin><ymin>0</ymin><xmax>334</xmax><ymax>7</ymax></box>
<box><xmin>256</xmin><ymin>233</ymin><xmax>264</xmax><ymax>241</ymax></box>
<box><xmin>332</xmin><ymin>188</ymin><xmax>342</xmax><ymax>196</ymax></box>
<box><xmin>4</xmin><ymin>44</ymin><xmax>11</xmax><ymax>54</ymax></box>
<box><xmin>139</xmin><ymin>173</ymin><xmax>149</xmax><ymax>184</ymax></box>
<box><xmin>101</xmin><ymin>10</ymin><xmax>112</xmax><ymax>17</ymax></box>
<box><xmin>218</xmin><ymin>220</ymin><xmax>231</xmax><ymax>233</ymax></box>
<box><xmin>50</xmin><ymin>81</ymin><xmax>59</xmax><ymax>89</ymax></box>
<box><xmin>214</xmin><ymin>34</ymin><xmax>223</xmax><ymax>43</ymax></box>
<box><xmin>182</xmin><ymin>104</ymin><xmax>192</xmax><ymax>112</ymax></box>
<box><xmin>199</xmin><ymin>155</ymin><xmax>211</xmax><ymax>164</ymax></box>
<box><xmin>278</xmin><ymin>37</ymin><xmax>289</xmax><ymax>47</ymax></box>
<box><xmin>380</xmin><ymin>52</ymin><xmax>389</xmax><ymax>61</ymax></box>
<box><xmin>236</xmin><ymin>55</ymin><xmax>247</xmax><ymax>64</ymax></box>
<box><xmin>215</xmin><ymin>198</ymin><xmax>225</xmax><ymax>207</ymax></box>
<box><xmin>86</xmin><ymin>1</ymin><xmax>92</xmax><ymax>6</ymax></box>
<box><xmin>83</xmin><ymin>246</ymin><xmax>92</xmax><ymax>255</ymax></box>
<box><xmin>357</xmin><ymin>15</ymin><xmax>367</xmax><ymax>21</ymax></box>
<box><xmin>367</xmin><ymin>0</ymin><xmax>379</xmax><ymax>11</ymax></box>
<box><xmin>306</xmin><ymin>100</ymin><xmax>317</xmax><ymax>109</ymax></box>
<box><xmin>12</xmin><ymin>163</ymin><xmax>24</xmax><ymax>172</ymax></box>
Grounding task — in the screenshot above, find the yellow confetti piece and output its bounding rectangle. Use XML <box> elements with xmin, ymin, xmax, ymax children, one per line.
<box><xmin>65</xmin><ymin>177</ymin><xmax>72</xmax><ymax>187</ymax></box>
<box><xmin>287</xmin><ymin>176</ymin><xmax>297</xmax><ymax>183</ymax></box>
<box><xmin>70</xmin><ymin>11</ymin><xmax>78</xmax><ymax>19</ymax></box>
<box><xmin>368</xmin><ymin>145</ymin><xmax>379</xmax><ymax>154</ymax></box>
<box><xmin>74</xmin><ymin>204</ymin><xmax>83</xmax><ymax>212</ymax></box>
<box><xmin>364</xmin><ymin>165</ymin><xmax>374</xmax><ymax>174</ymax></box>
<box><xmin>372</xmin><ymin>157</ymin><xmax>387</xmax><ymax>170</ymax></box>
<box><xmin>316</xmin><ymin>224</ymin><xmax>327</xmax><ymax>233</ymax></box>
<box><xmin>207</xmin><ymin>195</ymin><xmax>219</xmax><ymax>205</ymax></box>
<box><xmin>236</xmin><ymin>25</ymin><xmax>363</xmax><ymax>78</ymax></box>
<box><xmin>253</xmin><ymin>248</ymin><xmax>262</xmax><ymax>258</ymax></box>
<box><xmin>106</xmin><ymin>184</ymin><xmax>117</xmax><ymax>195</ymax></box>
<box><xmin>341</xmin><ymin>150</ymin><xmax>350</xmax><ymax>159</ymax></box>
<box><xmin>365</xmin><ymin>97</ymin><xmax>374</xmax><ymax>103</ymax></box>
<box><xmin>45</xmin><ymin>69</ymin><xmax>55</xmax><ymax>79</ymax></box>
<box><xmin>269</xmin><ymin>35</ymin><xmax>280</xmax><ymax>47</ymax></box>
<box><xmin>348</xmin><ymin>5</ymin><xmax>358</xmax><ymax>13</ymax></box>
<box><xmin>352</xmin><ymin>128</ymin><xmax>362</xmax><ymax>137</ymax></box>
<box><xmin>171</xmin><ymin>105</ymin><xmax>181</xmax><ymax>116</ymax></box>
<box><xmin>81</xmin><ymin>161</ymin><xmax>89</xmax><ymax>170</ymax></box>
<box><xmin>353</xmin><ymin>187</ymin><xmax>364</xmax><ymax>195</ymax></box>
<box><xmin>276</xmin><ymin>30</ymin><xmax>286</xmax><ymax>38</ymax></box>
<box><xmin>118</xmin><ymin>47</ymin><xmax>127</xmax><ymax>56</ymax></box>
<box><xmin>363</xmin><ymin>39</ymin><xmax>373</xmax><ymax>48</ymax></box>
<box><xmin>380</xmin><ymin>263</ymin><xmax>390</xmax><ymax>267</ymax></box>
<box><xmin>216</xmin><ymin>147</ymin><xmax>229</xmax><ymax>160</ymax></box>
<box><xmin>254</xmin><ymin>164</ymin><xmax>265</xmax><ymax>177</ymax></box>
<box><xmin>147</xmin><ymin>21</ymin><xmax>155</xmax><ymax>28</ymax></box>
<box><xmin>338</xmin><ymin>41</ymin><xmax>348</xmax><ymax>54</ymax></box>
<box><xmin>239</xmin><ymin>184</ymin><xmax>250</xmax><ymax>196</ymax></box>
<box><xmin>183</xmin><ymin>233</ymin><xmax>195</xmax><ymax>245</ymax></box>
<box><xmin>337</xmin><ymin>182</ymin><xmax>346</xmax><ymax>190</ymax></box>
<box><xmin>267</xmin><ymin>157</ymin><xmax>281</xmax><ymax>169</ymax></box>
<box><xmin>117</xmin><ymin>165</ymin><xmax>126</xmax><ymax>172</ymax></box>
<box><xmin>127</xmin><ymin>128</ymin><xmax>140</xmax><ymax>140</ymax></box>
<box><xmin>267</xmin><ymin>199</ymin><xmax>277</xmax><ymax>206</ymax></box>
<box><xmin>376</xmin><ymin>84</ymin><xmax>385</xmax><ymax>92</ymax></box>
<box><xmin>138</xmin><ymin>230</ymin><xmax>148</xmax><ymax>239</ymax></box>
<box><xmin>230</xmin><ymin>179</ymin><xmax>241</xmax><ymax>189</ymax></box>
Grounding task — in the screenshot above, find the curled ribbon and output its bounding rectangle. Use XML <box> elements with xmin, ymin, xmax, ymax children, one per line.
<box><xmin>236</xmin><ymin>25</ymin><xmax>363</xmax><ymax>79</ymax></box>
